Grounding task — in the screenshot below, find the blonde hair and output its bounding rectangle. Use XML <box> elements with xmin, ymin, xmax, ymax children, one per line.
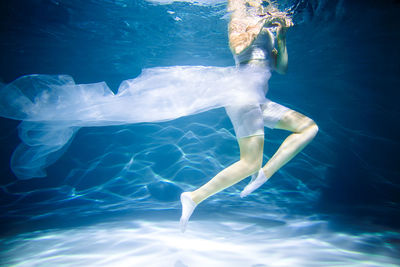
<box><xmin>228</xmin><ymin>0</ymin><xmax>293</xmax><ymax>27</ymax></box>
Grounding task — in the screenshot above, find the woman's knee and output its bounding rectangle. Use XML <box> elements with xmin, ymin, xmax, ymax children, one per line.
<box><xmin>238</xmin><ymin>135</ymin><xmax>264</xmax><ymax>173</ymax></box>
<box><xmin>277</xmin><ymin>110</ymin><xmax>318</xmax><ymax>134</ymax></box>
<box><xmin>238</xmin><ymin>156</ymin><xmax>262</xmax><ymax>175</ymax></box>
<box><xmin>250</xmin><ymin>157</ymin><xmax>263</xmax><ymax>173</ymax></box>
<box><xmin>297</xmin><ymin>117</ymin><xmax>318</xmax><ymax>142</ymax></box>
<box><xmin>307</xmin><ymin>120</ymin><xmax>319</xmax><ymax>139</ymax></box>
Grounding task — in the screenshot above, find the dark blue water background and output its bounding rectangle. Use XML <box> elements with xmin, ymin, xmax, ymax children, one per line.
<box><xmin>0</xmin><ymin>0</ymin><xmax>399</xmax><ymax>266</ymax></box>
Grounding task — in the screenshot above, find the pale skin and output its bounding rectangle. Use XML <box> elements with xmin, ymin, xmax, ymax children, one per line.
<box><xmin>189</xmin><ymin>0</ymin><xmax>318</xmax><ymax>204</ymax></box>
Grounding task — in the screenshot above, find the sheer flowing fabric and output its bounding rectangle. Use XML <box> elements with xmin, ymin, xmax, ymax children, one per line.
<box><xmin>0</xmin><ymin>65</ymin><xmax>270</xmax><ymax>179</ymax></box>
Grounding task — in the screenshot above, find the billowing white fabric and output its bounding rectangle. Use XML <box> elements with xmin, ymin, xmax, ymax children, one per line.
<box><xmin>225</xmin><ymin>104</ymin><xmax>265</xmax><ymax>138</ymax></box>
<box><xmin>0</xmin><ymin>65</ymin><xmax>271</xmax><ymax>179</ymax></box>
<box><xmin>261</xmin><ymin>99</ymin><xmax>291</xmax><ymax>129</ymax></box>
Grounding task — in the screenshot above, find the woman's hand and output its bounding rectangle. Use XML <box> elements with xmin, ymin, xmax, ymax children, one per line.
<box><xmin>264</xmin><ymin>16</ymin><xmax>293</xmax><ymax>33</ymax></box>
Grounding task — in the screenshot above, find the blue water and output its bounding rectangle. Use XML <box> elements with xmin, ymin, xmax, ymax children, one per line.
<box><xmin>1</xmin><ymin>0</ymin><xmax>400</xmax><ymax>266</ymax></box>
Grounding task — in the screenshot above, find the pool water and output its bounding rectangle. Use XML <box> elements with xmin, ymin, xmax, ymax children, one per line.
<box><xmin>0</xmin><ymin>0</ymin><xmax>399</xmax><ymax>266</ymax></box>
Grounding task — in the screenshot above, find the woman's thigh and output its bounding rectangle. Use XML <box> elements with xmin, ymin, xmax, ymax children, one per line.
<box><xmin>261</xmin><ymin>99</ymin><xmax>315</xmax><ymax>133</ymax></box>
<box><xmin>225</xmin><ymin>104</ymin><xmax>264</xmax><ymax>138</ymax></box>
<box><xmin>261</xmin><ymin>99</ymin><xmax>291</xmax><ymax>129</ymax></box>
<box><xmin>275</xmin><ymin>110</ymin><xmax>316</xmax><ymax>133</ymax></box>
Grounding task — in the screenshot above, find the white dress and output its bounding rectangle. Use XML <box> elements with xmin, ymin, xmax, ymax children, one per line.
<box><xmin>0</xmin><ymin>60</ymin><xmax>270</xmax><ymax>179</ymax></box>
<box><xmin>226</xmin><ymin>27</ymin><xmax>290</xmax><ymax>139</ymax></box>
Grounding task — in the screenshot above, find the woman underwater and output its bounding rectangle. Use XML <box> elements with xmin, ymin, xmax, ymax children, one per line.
<box><xmin>0</xmin><ymin>0</ymin><xmax>317</xmax><ymax>232</ymax></box>
<box><xmin>179</xmin><ymin>0</ymin><xmax>318</xmax><ymax>232</ymax></box>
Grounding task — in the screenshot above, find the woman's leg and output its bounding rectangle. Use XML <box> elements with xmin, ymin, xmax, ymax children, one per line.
<box><xmin>241</xmin><ymin>110</ymin><xmax>318</xmax><ymax>197</ymax></box>
<box><xmin>180</xmin><ymin>134</ymin><xmax>264</xmax><ymax>232</ymax></box>
<box><xmin>191</xmin><ymin>134</ymin><xmax>264</xmax><ymax>204</ymax></box>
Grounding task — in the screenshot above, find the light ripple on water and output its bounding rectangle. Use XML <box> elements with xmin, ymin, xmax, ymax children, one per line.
<box><xmin>1</xmin><ymin>218</ymin><xmax>399</xmax><ymax>267</ymax></box>
<box><xmin>1</xmin><ymin>109</ymin><xmax>325</xmax><ymax>219</ymax></box>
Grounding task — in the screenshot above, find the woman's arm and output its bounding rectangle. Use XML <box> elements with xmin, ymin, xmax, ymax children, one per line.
<box><xmin>271</xmin><ymin>19</ymin><xmax>291</xmax><ymax>74</ymax></box>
